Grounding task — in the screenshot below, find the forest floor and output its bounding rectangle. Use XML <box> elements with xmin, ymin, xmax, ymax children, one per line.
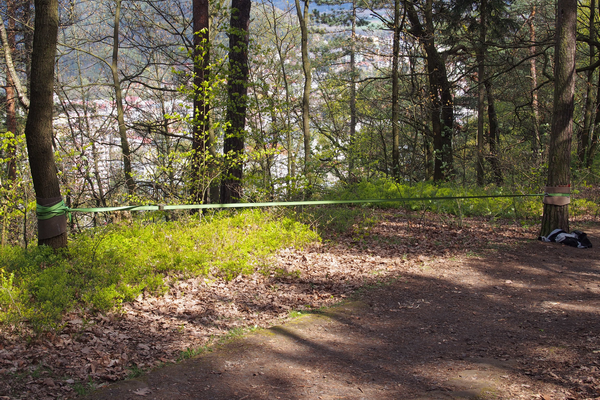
<box><xmin>1</xmin><ymin>210</ymin><xmax>599</xmax><ymax>400</ymax></box>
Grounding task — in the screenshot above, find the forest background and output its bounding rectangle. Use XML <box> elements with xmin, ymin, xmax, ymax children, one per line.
<box><xmin>1</xmin><ymin>0</ymin><xmax>599</xmax><ymax>247</ymax></box>
<box><xmin>1</xmin><ymin>1</ymin><xmax>600</xmax><ymax>394</ymax></box>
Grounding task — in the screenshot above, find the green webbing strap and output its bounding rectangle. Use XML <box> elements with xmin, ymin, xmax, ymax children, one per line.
<box><xmin>36</xmin><ymin>200</ymin><xmax>71</xmax><ymax>220</ymax></box>
<box><xmin>64</xmin><ymin>193</ymin><xmax>545</xmax><ymax>215</ymax></box>
<box><xmin>543</xmin><ymin>186</ymin><xmax>571</xmax><ymax>206</ymax></box>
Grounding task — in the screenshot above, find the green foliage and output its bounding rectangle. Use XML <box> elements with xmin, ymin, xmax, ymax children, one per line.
<box><xmin>0</xmin><ymin>132</ymin><xmax>35</xmax><ymax>247</ymax></box>
<box><xmin>0</xmin><ymin>210</ymin><xmax>318</xmax><ymax>334</ymax></box>
<box><xmin>325</xmin><ymin>178</ymin><xmax>544</xmax><ymax>219</ymax></box>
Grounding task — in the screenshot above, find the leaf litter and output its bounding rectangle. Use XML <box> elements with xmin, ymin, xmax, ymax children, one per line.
<box><xmin>0</xmin><ymin>210</ymin><xmax>599</xmax><ymax>399</ymax></box>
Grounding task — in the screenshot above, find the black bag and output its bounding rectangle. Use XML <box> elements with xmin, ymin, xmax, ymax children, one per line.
<box><xmin>539</xmin><ymin>229</ymin><xmax>593</xmax><ymax>249</ymax></box>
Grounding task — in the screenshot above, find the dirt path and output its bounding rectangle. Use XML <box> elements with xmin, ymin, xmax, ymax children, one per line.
<box><xmin>85</xmin><ymin>222</ymin><xmax>600</xmax><ymax>400</ymax></box>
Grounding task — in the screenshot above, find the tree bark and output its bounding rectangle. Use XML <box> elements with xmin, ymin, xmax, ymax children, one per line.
<box><xmin>585</xmin><ymin>0</ymin><xmax>600</xmax><ymax>169</ymax></box>
<box><xmin>348</xmin><ymin>0</ymin><xmax>357</xmax><ymax>182</ymax></box>
<box><xmin>111</xmin><ymin>0</ymin><xmax>136</xmax><ymax>196</ymax></box>
<box><xmin>191</xmin><ymin>0</ymin><xmax>211</xmax><ymax>204</ymax></box>
<box><xmin>0</xmin><ymin>2</ymin><xmax>30</xmax><ymax>110</ymax></box>
<box><xmin>540</xmin><ymin>0</ymin><xmax>576</xmax><ymax>237</ymax></box>
<box><xmin>221</xmin><ymin>0</ymin><xmax>251</xmax><ymax>203</ymax></box>
<box><xmin>25</xmin><ymin>0</ymin><xmax>67</xmax><ymax>248</ymax></box>
<box><xmin>485</xmin><ymin>80</ymin><xmax>503</xmax><ymax>185</ymax></box>
<box><xmin>295</xmin><ymin>0</ymin><xmax>312</xmax><ymax>186</ymax></box>
<box><xmin>578</xmin><ymin>0</ymin><xmax>596</xmax><ymax>168</ymax></box>
<box><xmin>528</xmin><ymin>6</ymin><xmax>541</xmax><ymax>154</ymax></box>
<box><xmin>391</xmin><ymin>0</ymin><xmax>401</xmax><ymax>181</ymax></box>
<box><xmin>476</xmin><ymin>0</ymin><xmax>487</xmax><ymax>186</ymax></box>
<box><xmin>405</xmin><ymin>0</ymin><xmax>454</xmax><ymax>181</ymax></box>
<box><xmin>5</xmin><ymin>0</ymin><xmax>18</xmax><ymax>183</ymax></box>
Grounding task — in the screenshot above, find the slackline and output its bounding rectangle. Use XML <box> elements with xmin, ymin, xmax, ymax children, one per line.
<box><xmin>36</xmin><ymin>193</ymin><xmax>547</xmax><ymax>221</ymax></box>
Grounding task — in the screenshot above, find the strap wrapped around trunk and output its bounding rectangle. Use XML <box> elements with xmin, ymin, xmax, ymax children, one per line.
<box><xmin>37</xmin><ymin>196</ymin><xmax>67</xmax><ymax>240</ymax></box>
<box><xmin>543</xmin><ymin>186</ymin><xmax>571</xmax><ymax>206</ymax></box>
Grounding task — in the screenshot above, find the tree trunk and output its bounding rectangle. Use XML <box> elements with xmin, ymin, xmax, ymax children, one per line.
<box><xmin>25</xmin><ymin>0</ymin><xmax>67</xmax><ymax>248</ymax></box>
<box><xmin>476</xmin><ymin>0</ymin><xmax>487</xmax><ymax>186</ymax></box>
<box><xmin>221</xmin><ymin>0</ymin><xmax>251</xmax><ymax>203</ymax></box>
<box><xmin>540</xmin><ymin>0</ymin><xmax>576</xmax><ymax>237</ymax></box>
<box><xmin>295</xmin><ymin>0</ymin><xmax>312</xmax><ymax>186</ymax></box>
<box><xmin>589</xmin><ymin>75</ymin><xmax>600</xmax><ymax>168</ymax></box>
<box><xmin>191</xmin><ymin>0</ymin><xmax>211</xmax><ymax>204</ymax></box>
<box><xmin>578</xmin><ymin>0</ymin><xmax>596</xmax><ymax>168</ymax></box>
<box><xmin>0</xmin><ymin>1</ymin><xmax>30</xmax><ymax>110</ymax></box>
<box><xmin>348</xmin><ymin>0</ymin><xmax>357</xmax><ymax>182</ymax></box>
<box><xmin>267</xmin><ymin>0</ymin><xmax>295</xmax><ymax>196</ymax></box>
<box><xmin>586</xmin><ymin>0</ymin><xmax>600</xmax><ymax>168</ymax></box>
<box><xmin>485</xmin><ymin>80</ymin><xmax>503</xmax><ymax>185</ymax></box>
<box><xmin>406</xmin><ymin>0</ymin><xmax>454</xmax><ymax>181</ymax></box>
<box><xmin>111</xmin><ymin>0</ymin><xmax>136</xmax><ymax>196</ymax></box>
<box><xmin>5</xmin><ymin>0</ymin><xmax>17</xmax><ymax>182</ymax></box>
<box><xmin>528</xmin><ymin>6</ymin><xmax>541</xmax><ymax>154</ymax></box>
<box><xmin>391</xmin><ymin>0</ymin><xmax>401</xmax><ymax>181</ymax></box>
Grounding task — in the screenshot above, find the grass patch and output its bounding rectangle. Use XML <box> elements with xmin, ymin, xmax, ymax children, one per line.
<box><xmin>178</xmin><ymin>325</ymin><xmax>260</xmax><ymax>362</ymax></box>
<box><xmin>0</xmin><ymin>209</ymin><xmax>319</xmax><ymax>334</ymax></box>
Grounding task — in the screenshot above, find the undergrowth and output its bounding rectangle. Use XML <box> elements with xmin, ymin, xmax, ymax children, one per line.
<box><xmin>0</xmin><ymin>209</ymin><xmax>318</xmax><ymax>334</ymax></box>
<box><xmin>0</xmin><ymin>181</ymin><xmax>597</xmax><ymax>336</ymax></box>
<box><xmin>323</xmin><ymin>178</ymin><xmax>598</xmax><ymax>220</ymax></box>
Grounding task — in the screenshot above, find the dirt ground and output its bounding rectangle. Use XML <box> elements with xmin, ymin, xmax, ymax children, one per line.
<box><xmin>2</xmin><ymin>212</ymin><xmax>600</xmax><ymax>399</ymax></box>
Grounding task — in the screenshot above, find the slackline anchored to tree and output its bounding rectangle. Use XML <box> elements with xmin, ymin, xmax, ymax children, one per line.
<box><xmin>36</xmin><ymin>193</ymin><xmax>554</xmax><ymax>221</ymax></box>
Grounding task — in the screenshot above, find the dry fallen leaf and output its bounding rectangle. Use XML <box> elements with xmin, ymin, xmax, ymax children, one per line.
<box><xmin>133</xmin><ymin>387</ymin><xmax>152</xmax><ymax>396</ymax></box>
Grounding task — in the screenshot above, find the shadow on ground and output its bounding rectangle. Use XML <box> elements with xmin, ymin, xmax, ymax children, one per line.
<box><xmin>86</xmin><ymin>225</ymin><xmax>600</xmax><ymax>400</ymax></box>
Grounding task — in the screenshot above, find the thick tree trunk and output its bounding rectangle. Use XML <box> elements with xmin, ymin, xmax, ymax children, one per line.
<box><xmin>540</xmin><ymin>0</ymin><xmax>576</xmax><ymax>237</ymax></box>
<box><xmin>221</xmin><ymin>0</ymin><xmax>251</xmax><ymax>203</ymax></box>
<box><xmin>111</xmin><ymin>0</ymin><xmax>136</xmax><ymax>196</ymax></box>
<box><xmin>191</xmin><ymin>0</ymin><xmax>211</xmax><ymax>204</ymax></box>
<box><xmin>25</xmin><ymin>0</ymin><xmax>67</xmax><ymax>248</ymax></box>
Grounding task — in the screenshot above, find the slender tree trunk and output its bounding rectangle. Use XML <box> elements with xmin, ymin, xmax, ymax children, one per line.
<box><xmin>579</xmin><ymin>0</ymin><xmax>596</xmax><ymax>168</ymax></box>
<box><xmin>529</xmin><ymin>6</ymin><xmax>541</xmax><ymax>154</ymax></box>
<box><xmin>111</xmin><ymin>0</ymin><xmax>135</xmax><ymax>196</ymax></box>
<box><xmin>191</xmin><ymin>0</ymin><xmax>211</xmax><ymax>203</ymax></box>
<box><xmin>25</xmin><ymin>0</ymin><xmax>67</xmax><ymax>248</ymax></box>
<box><xmin>406</xmin><ymin>0</ymin><xmax>454</xmax><ymax>181</ymax></box>
<box><xmin>391</xmin><ymin>0</ymin><xmax>401</xmax><ymax>181</ymax></box>
<box><xmin>348</xmin><ymin>0</ymin><xmax>357</xmax><ymax>182</ymax></box>
<box><xmin>589</xmin><ymin>0</ymin><xmax>600</xmax><ymax>167</ymax></box>
<box><xmin>267</xmin><ymin>1</ymin><xmax>295</xmax><ymax>195</ymax></box>
<box><xmin>0</xmin><ymin>2</ymin><xmax>30</xmax><ymax>110</ymax></box>
<box><xmin>485</xmin><ymin>80</ymin><xmax>503</xmax><ymax>185</ymax></box>
<box><xmin>295</xmin><ymin>0</ymin><xmax>312</xmax><ymax>186</ymax></box>
<box><xmin>476</xmin><ymin>0</ymin><xmax>487</xmax><ymax>186</ymax></box>
<box><xmin>221</xmin><ymin>0</ymin><xmax>251</xmax><ymax>203</ymax></box>
<box><xmin>5</xmin><ymin>0</ymin><xmax>18</xmax><ymax>182</ymax></box>
<box><xmin>587</xmin><ymin>74</ymin><xmax>600</xmax><ymax>168</ymax></box>
<box><xmin>540</xmin><ymin>0</ymin><xmax>576</xmax><ymax>237</ymax></box>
